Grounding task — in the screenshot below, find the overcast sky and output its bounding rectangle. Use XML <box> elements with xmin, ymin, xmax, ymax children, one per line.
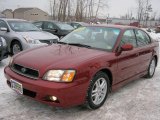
<box><xmin>0</xmin><ymin>0</ymin><xmax>160</xmax><ymax>18</ymax></box>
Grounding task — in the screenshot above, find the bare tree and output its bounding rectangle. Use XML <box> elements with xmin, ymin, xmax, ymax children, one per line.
<box><xmin>52</xmin><ymin>0</ymin><xmax>57</xmax><ymax>20</ymax></box>
<box><xmin>75</xmin><ymin>0</ymin><xmax>84</xmax><ymax>21</ymax></box>
<box><xmin>136</xmin><ymin>0</ymin><xmax>153</xmax><ymax>26</ymax></box>
<box><xmin>57</xmin><ymin>0</ymin><xmax>69</xmax><ymax>21</ymax></box>
<box><xmin>144</xmin><ymin>0</ymin><xmax>152</xmax><ymax>26</ymax></box>
<box><xmin>150</xmin><ymin>12</ymin><xmax>157</xmax><ymax>21</ymax></box>
<box><xmin>95</xmin><ymin>0</ymin><xmax>102</xmax><ymax>18</ymax></box>
<box><xmin>136</xmin><ymin>0</ymin><xmax>145</xmax><ymax>24</ymax></box>
<box><xmin>95</xmin><ymin>0</ymin><xmax>108</xmax><ymax>18</ymax></box>
<box><xmin>49</xmin><ymin>0</ymin><xmax>109</xmax><ymax>22</ymax></box>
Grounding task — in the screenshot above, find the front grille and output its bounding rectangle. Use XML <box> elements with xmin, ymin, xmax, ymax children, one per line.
<box><xmin>11</xmin><ymin>64</ymin><xmax>39</xmax><ymax>79</ymax></box>
<box><xmin>40</xmin><ymin>39</ymin><xmax>58</xmax><ymax>45</ymax></box>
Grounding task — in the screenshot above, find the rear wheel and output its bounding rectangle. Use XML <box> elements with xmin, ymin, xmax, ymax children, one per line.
<box><xmin>11</xmin><ymin>41</ymin><xmax>22</xmax><ymax>55</ymax></box>
<box><xmin>86</xmin><ymin>72</ymin><xmax>110</xmax><ymax>109</ymax></box>
<box><xmin>145</xmin><ymin>57</ymin><xmax>156</xmax><ymax>78</ymax></box>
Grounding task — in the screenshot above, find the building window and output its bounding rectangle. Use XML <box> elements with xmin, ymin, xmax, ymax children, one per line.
<box><xmin>31</xmin><ymin>14</ymin><xmax>38</xmax><ymax>15</ymax></box>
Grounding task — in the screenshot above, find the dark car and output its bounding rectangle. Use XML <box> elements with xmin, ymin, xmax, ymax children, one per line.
<box><xmin>33</xmin><ymin>21</ymin><xmax>74</xmax><ymax>38</ymax></box>
<box><xmin>4</xmin><ymin>25</ymin><xmax>159</xmax><ymax>109</ymax></box>
<box><xmin>68</xmin><ymin>22</ymin><xmax>89</xmax><ymax>29</ymax></box>
<box><xmin>0</xmin><ymin>36</ymin><xmax>8</xmax><ymax>61</ymax></box>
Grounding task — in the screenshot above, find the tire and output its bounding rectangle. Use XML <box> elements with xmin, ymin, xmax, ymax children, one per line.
<box><xmin>11</xmin><ymin>41</ymin><xmax>22</xmax><ymax>55</ymax></box>
<box><xmin>85</xmin><ymin>72</ymin><xmax>110</xmax><ymax>109</ymax></box>
<box><xmin>145</xmin><ymin>57</ymin><xmax>156</xmax><ymax>78</ymax></box>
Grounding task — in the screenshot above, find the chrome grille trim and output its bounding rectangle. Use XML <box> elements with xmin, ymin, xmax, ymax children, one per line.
<box><xmin>11</xmin><ymin>63</ymin><xmax>39</xmax><ymax>80</ymax></box>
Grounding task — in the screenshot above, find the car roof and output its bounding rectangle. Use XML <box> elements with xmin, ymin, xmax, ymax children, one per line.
<box><xmin>33</xmin><ymin>20</ymin><xmax>65</xmax><ymax>24</ymax></box>
<box><xmin>69</xmin><ymin>22</ymin><xmax>89</xmax><ymax>25</ymax></box>
<box><xmin>0</xmin><ymin>18</ymin><xmax>26</xmax><ymax>22</ymax></box>
<box><xmin>86</xmin><ymin>24</ymin><xmax>138</xmax><ymax>30</ymax></box>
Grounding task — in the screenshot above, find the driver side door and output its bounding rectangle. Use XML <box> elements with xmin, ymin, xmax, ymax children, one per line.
<box><xmin>117</xmin><ymin>29</ymin><xmax>140</xmax><ymax>83</ymax></box>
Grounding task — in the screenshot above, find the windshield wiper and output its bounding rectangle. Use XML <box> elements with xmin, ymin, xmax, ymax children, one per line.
<box><xmin>56</xmin><ymin>41</ymin><xmax>68</xmax><ymax>44</ymax></box>
<box><xmin>56</xmin><ymin>42</ymin><xmax>91</xmax><ymax>48</ymax></box>
<box><xmin>68</xmin><ymin>43</ymin><xmax>91</xmax><ymax>48</ymax></box>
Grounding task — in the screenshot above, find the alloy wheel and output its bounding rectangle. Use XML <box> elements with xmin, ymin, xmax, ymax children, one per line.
<box><xmin>149</xmin><ymin>58</ymin><xmax>156</xmax><ymax>76</ymax></box>
<box><xmin>91</xmin><ymin>77</ymin><xmax>107</xmax><ymax>105</ymax></box>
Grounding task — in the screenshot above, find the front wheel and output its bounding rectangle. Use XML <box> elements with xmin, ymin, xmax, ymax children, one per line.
<box><xmin>11</xmin><ymin>41</ymin><xmax>22</xmax><ymax>55</ymax></box>
<box><xmin>145</xmin><ymin>57</ymin><xmax>156</xmax><ymax>78</ymax></box>
<box><xmin>86</xmin><ymin>72</ymin><xmax>110</xmax><ymax>109</ymax></box>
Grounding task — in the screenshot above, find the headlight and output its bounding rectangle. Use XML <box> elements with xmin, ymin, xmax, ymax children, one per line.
<box><xmin>0</xmin><ymin>37</ymin><xmax>7</xmax><ymax>46</ymax></box>
<box><xmin>43</xmin><ymin>70</ymin><xmax>76</xmax><ymax>82</ymax></box>
<box><xmin>23</xmin><ymin>36</ymin><xmax>41</xmax><ymax>44</ymax></box>
<box><xmin>9</xmin><ymin>57</ymin><xmax>13</xmax><ymax>66</ymax></box>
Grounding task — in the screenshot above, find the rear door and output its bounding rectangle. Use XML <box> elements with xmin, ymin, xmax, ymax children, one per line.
<box><xmin>134</xmin><ymin>29</ymin><xmax>153</xmax><ymax>73</ymax></box>
<box><xmin>117</xmin><ymin>29</ymin><xmax>140</xmax><ymax>82</ymax></box>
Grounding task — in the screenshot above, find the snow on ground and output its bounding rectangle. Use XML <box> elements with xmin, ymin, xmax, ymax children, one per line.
<box><xmin>0</xmin><ymin>56</ymin><xmax>160</xmax><ymax>120</ymax></box>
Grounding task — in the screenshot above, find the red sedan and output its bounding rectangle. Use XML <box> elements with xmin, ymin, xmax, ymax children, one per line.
<box><xmin>4</xmin><ymin>25</ymin><xmax>159</xmax><ymax>109</ymax></box>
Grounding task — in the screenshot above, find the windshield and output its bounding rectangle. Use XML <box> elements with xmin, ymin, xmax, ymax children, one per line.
<box><xmin>60</xmin><ymin>27</ymin><xmax>121</xmax><ymax>51</ymax></box>
<box><xmin>56</xmin><ymin>23</ymin><xmax>74</xmax><ymax>31</ymax></box>
<box><xmin>8</xmin><ymin>21</ymin><xmax>40</xmax><ymax>32</ymax></box>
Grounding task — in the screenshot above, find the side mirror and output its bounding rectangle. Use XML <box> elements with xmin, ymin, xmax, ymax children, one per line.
<box><xmin>0</xmin><ymin>27</ymin><xmax>8</xmax><ymax>32</ymax></box>
<box><xmin>121</xmin><ymin>44</ymin><xmax>133</xmax><ymax>51</ymax></box>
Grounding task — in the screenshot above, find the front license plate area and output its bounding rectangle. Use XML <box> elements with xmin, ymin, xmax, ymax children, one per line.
<box><xmin>10</xmin><ymin>79</ymin><xmax>23</xmax><ymax>94</ymax></box>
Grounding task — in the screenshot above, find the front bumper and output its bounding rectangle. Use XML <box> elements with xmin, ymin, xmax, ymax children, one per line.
<box><xmin>4</xmin><ymin>67</ymin><xmax>88</xmax><ymax>108</ymax></box>
<box><xmin>0</xmin><ymin>46</ymin><xmax>8</xmax><ymax>61</ymax></box>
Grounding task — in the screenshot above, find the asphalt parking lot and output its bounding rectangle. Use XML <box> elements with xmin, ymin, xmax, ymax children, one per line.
<box><xmin>0</xmin><ymin>57</ymin><xmax>160</xmax><ymax>120</ymax></box>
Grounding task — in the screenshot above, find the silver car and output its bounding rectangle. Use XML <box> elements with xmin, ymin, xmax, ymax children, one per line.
<box><xmin>0</xmin><ymin>18</ymin><xmax>59</xmax><ymax>55</ymax></box>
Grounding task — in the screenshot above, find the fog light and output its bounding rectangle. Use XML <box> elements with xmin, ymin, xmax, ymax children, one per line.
<box><xmin>49</xmin><ymin>96</ymin><xmax>57</xmax><ymax>101</ymax></box>
<box><xmin>45</xmin><ymin>95</ymin><xmax>59</xmax><ymax>103</ymax></box>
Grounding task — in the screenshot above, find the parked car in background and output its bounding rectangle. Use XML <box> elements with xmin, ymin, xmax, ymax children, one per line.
<box><xmin>5</xmin><ymin>25</ymin><xmax>159</xmax><ymax>109</ymax></box>
<box><xmin>141</xmin><ymin>28</ymin><xmax>160</xmax><ymax>42</ymax></box>
<box><xmin>0</xmin><ymin>36</ymin><xmax>8</xmax><ymax>61</ymax></box>
<box><xmin>0</xmin><ymin>18</ymin><xmax>59</xmax><ymax>55</ymax></box>
<box><xmin>33</xmin><ymin>21</ymin><xmax>74</xmax><ymax>38</ymax></box>
<box><xmin>155</xmin><ymin>26</ymin><xmax>160</xmax><ymax>33</ymax></box>
<box><xmin>67</xmin><ymin>22</ymin><xmax>89</xmax><ymax>29</ymax></box>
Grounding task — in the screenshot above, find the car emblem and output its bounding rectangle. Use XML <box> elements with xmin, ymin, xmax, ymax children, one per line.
<box><xmin>21</xmin><ymin>67</ymin><xmax>27</xmax><ymax>73</ymax></box>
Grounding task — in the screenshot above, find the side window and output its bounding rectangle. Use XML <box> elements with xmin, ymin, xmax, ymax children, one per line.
<box><xmin>135</xmin><ymin>30</ymin><xmax>151</xmax><ymax>46</ymax></box>
<box><xmin>44</xmin><ymin>22</ymin><xmax>56</xmax><ymax>29</ymax></box>
<box><xmin>121</xmin><ymin>30</ymin><xmax>137</xmax><ymax>47</ymax></box>
<box><xmin>34</xmin><ymin>22</ymin><xmax>43</xmax><ymax>29</ymax></box>
<box><xmin>0</xmin><ymin>20</ymin><xmax>8</xmax><ymax>28</ymax></box>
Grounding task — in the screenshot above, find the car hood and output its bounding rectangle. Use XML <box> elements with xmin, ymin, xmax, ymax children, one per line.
<box><xmin>16</xmin><ymin>31</ymin><xmax>58</xmax><ymax>40</ymax></box>
<box><xmin>14</xmin><ymin>44</ymin><xmax>110</xmax><ymax>75</ymax></box>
